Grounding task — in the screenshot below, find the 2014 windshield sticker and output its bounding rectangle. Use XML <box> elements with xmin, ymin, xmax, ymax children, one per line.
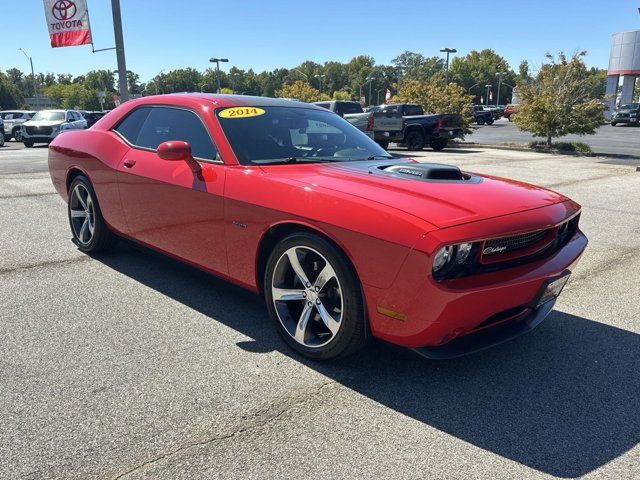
<box><xmin>219</xmin><ymin>107</ymin><xmax>265</xmax><ymax>118</ymax></box>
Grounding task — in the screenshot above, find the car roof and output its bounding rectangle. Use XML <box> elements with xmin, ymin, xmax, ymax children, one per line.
<box><xmin>0</xmin><ymin>110</ymin><xmax>35</xmax><ymax>113</ymax></box>
<box><xmin>130</xmin><ymin>93</ymin><xmax>322</xmax><ymax>110</ymax></box>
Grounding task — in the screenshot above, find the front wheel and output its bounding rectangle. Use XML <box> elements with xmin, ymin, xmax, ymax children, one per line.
<box><xmin>610</xmin><ymin>122</ymin><xmax>617</xmax><ymax>126</ymax></box>
<box><xmin>264</xmin><ymin>233</ymin><xmax>366</xmax><ymax>360</ymax></box>
<box><xmin>404</xmin><ymin>130</ymin><xmax>425</xmax><ymax>150</ymax></box>
<box><xmin>477</xmin><ymin>117</ymin><xmax>486</xmax><ymax>126</ymax></box>
<box><xmin>23</xmin><ymin>140</ymin><xmax>34</xmax><ymax>148</ymax></box>
<box><xmin>430</xmin><ymin>139</ymin><xmax>448</xmax><ymax>151</ymax></box>
<box><xmin>486</xmin><ymin>118</ymin><xmax>494</xmax><ymax>125</ymax></box>
<box><xmin>0</xmin><ymin>134</ymin><xmax>4</xmax><ymax>147</ymax></box>
<box><xmin>13</xmin><ymin>128</ymin><xmax>23</xmax><ymax>142</ymax></box>
<box><xmin>68</xmin><ymin>176</ymin><xmax>117</xmax><ymax>253</ymax></box>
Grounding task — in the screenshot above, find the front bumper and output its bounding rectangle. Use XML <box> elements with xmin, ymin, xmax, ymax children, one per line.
<box><xmin>611</xmin><ymin>116</ymin><xmax>638</xmax><ymax>124</ymax></box>
<box><xmin>364</xmin><ymin>202</ymin><xmax>587</xmax><ymax>351</ymax></box>
<box><xmin>22</xmin><ymin>129</ymin><xmax>59</xmax><ymax>143</ymax></box>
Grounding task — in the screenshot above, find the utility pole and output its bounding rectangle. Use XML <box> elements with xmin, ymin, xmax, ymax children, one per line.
<box><xmin>440</xmin><ymin>47</ymin><xmax>457</xmax><ymax>85</ymax></box>
<box><xmin>18</xmin><ymin>48</ymin><xmax>37</xmax><ymax>97</ymax></box>
<box><xmin>111</xmin><ymin>0</ymin><xmax>129</xmax><ymax>102</ymax></box>
<box><xmin>314</xmin><ymin>74</ymin><xmax>326</xmax><ymax>93</ymax></box>
<box><xmin>209</xmin><ymin>58</ymin><xmax>229</xmax><ymax>93</ymax></box>
<box><xmin>496</xmin><ymin>72</ymin><xmax>506</xmax><ymax>106</ymax></box>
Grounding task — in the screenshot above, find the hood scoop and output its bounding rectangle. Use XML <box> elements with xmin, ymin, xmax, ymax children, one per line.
<box><xmin>378</xmin><ymin>163</ymin><xmax>479</xmax><ymax>183</ymax></box>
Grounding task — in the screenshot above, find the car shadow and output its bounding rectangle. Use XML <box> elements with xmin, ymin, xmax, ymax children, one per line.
<box><xmin>94</xmin><ymin>243</ymin><xmax>640</xmax><ymax>478</ymax></box>
<box><xmin>388</xmin><ymin>148</ymin><xmax>483</xmax><ymax>155</ymax></box>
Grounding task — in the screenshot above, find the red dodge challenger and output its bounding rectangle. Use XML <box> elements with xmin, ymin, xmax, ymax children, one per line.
<box><xmin>48</xmin><ymin>94</ymin><xmax>587</xmax><ymax>360</ymax></box>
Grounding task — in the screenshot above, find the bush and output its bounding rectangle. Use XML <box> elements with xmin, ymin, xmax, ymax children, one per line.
<box><xmin>529</xmin><ymin>141</ymin><xmax>592</xmax><ymax>154</ymax></box>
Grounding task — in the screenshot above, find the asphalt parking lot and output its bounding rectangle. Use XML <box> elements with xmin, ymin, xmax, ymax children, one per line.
<box><xmin>466</xmin><ymin>118</ymin><xmax>640</xmax><ymax>158</ymax></box>
<box><xmin>1</xmin><ymin>142</ymin><xmax>639</xmax><ymax>479</ymax></box>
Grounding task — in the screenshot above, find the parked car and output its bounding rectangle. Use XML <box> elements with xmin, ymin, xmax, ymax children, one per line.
<box><xmin>610</xmin><ymin>103</ymin><xmax>640</xmax><ymax>126</ymax></box>
<box><xmin>21</xmin><ymin>109</ymin><xmax>87</xmax><ymax>147</ymax></box>
<box><xmin>371</xmin><ymin>103</ymin><xmax>463</xmax><ymax>150</ymax></box>
<box><xmin>48</xmin><ymin>93</ymin><xmax>587</xmax><ymax>360</ymax></box>
<box><xmin>313</xmin><ymin>101</ymin><xmax>374</xmax><ymax>139</ymax></box>
<box><xmin>472</xmin><ymin>105</ymin><xmax>494</xmax><ymax>125</ymax></box>
<box><xmin>0</xmin><ymin>116</ymin><xmax>4</xmax><ymax>147</ymax></box>
<box><xmin>0</xmin><ymin>110</ymin><xmax>35</xmax><ymax>141</ymax></box>
<box><xmin>503</xmin><ymin>104</ymin><xmax>519</xmax><ymax>121</ymax></box>
<box><xmin>79</xmin><ymin>110</ymin><xmax>109</xmax><ymax>128</ymax></box>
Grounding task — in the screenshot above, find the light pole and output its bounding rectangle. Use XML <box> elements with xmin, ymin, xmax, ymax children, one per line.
<box><xmin>18</xmin><ymin>48</ymin><xmax>37</xmax><ymax>97</ymax></box>
<box><xmin>111</xmin><ymin>0</ymin><xmax>129</xmax><ymax>102</ymax></box>
<box><xmin>485</xmin><ymin>84</ymin><xmax>492</xmax><ymax>106</ymax></box>
<box><xmin>440</xmin><ymin>47</ymin><xmax>457</xmax><ymax>85</ymax></box>
<box><xmin>496</xmin><ymin>72</ymin><xmax>506</xmax><ymax>106</ymax></box>
<box><xmin>314</xmin><ymin>74</ymin><xmax>326</xmax><ymax>93</ymax></box>
<box><xmin>209</xmin><ymin>57</ymin><xmax>229</xmax><ymax>93</ymax></box>
<box><xmin>293</xmin><ymin>69</ymin><xmax>309</xmax><ymax>82</ymax></box>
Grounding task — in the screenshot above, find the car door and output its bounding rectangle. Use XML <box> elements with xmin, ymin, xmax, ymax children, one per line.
<box><xmin>114</xmin><ymin>105</ymin><xmax>228</xmax><ymax>275</ymax></box>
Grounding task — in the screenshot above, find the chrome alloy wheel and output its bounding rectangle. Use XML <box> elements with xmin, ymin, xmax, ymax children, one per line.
<box><xmin>69</xmin><ymin>184</ymin><xmax>95</xmax><ymax>245</ymax></box>
<box><xmin>271</xmin><ymin>246</ymin><xmax>343</xmax><ymax>348</ymax></box>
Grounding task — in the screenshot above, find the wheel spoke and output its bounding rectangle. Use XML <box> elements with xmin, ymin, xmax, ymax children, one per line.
<box><xmin>74</xmin><ymin>186</ymin><xmax>87</xmax><ymax>210</ymax></box>
<box><xmin>316</xmin><ymin>302</ymin><xmax>340</xmax><ymax>335</ymax></box>
<box><xmin>313</xmin><ymin>262</ymin><xmax>337</xmax><ymax>292</ymax></box>
<box><xmin>79</xmin><ymin>218</ymin><xmax>89</xmax><ymax>243</ymax></box>
<box><xmin>272</xmin><ymin>288</ymin><xmax>306</xmax><ymax>302</ymax></box>
<box><xmin>286</xmin><ymin>248</ymin><xmax>310</xmax><ymax>286</ymax></box>
<box><xmin>294</xmin><ymin>302</ymin><xmax>315</xmax><ymax>344</ymax></box>
<box><xmin>70</xmin><ymin>209</ymin><xmax>87</xmax><ymax>219</ymax></box>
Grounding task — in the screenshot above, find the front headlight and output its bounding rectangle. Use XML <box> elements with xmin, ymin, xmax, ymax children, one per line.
<box><xmin>432</xmin><ymin>242</ymin><xmax>479</xmax><ymax>279</ymax></box>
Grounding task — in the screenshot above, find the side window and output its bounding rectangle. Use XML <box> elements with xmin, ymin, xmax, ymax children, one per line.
<box><xmin>114</xmin><ymin>107</ymin><xmax>152</xmax><ymax>144</ymax></box>
<box><xmin>135</xmin><ymin>107</ymin><xmax>217</xmax><ymax>160</ymax></box>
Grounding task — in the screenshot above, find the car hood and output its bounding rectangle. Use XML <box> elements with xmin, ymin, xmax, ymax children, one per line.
<box><xmin>262</xmin><ymin>159</ymin><xmax>568</xmax><ymax>229</ymax></box>
<box><xmin>23</xmin><ymin>120</ymin><xmax>64</xmax><ymax>127</ymax></box>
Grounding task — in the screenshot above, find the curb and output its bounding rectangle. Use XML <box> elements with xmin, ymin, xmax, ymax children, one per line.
<box><xmin>452</xmin><ymin>142</ymin><xmax>640</xmax><ymax>162</ymax></box>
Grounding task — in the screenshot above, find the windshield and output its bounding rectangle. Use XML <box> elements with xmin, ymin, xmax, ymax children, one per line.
<box><xmin>31</xmin><ymin>111</ymin><xmax>65</xmax><ymax>122</ymax></box>
<box><xmin>619</xmin><ymin>104</ymin><xmax>639</xmax><ymax>110</ymax></box>
<box><xmin>216</xmin><ymin>106</ymin><xmax>392</xmax><ymax>165</ymax></box>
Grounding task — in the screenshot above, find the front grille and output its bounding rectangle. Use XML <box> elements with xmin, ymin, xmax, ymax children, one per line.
<box><xmin>483</xmin><ymin>229</ymin><xmax>548</xmax><ymax>256</ymax></box>
<box><xmin>26</xmin><ymin>126</ymin><xmax>53</xmax><ymax>135</ymax></box>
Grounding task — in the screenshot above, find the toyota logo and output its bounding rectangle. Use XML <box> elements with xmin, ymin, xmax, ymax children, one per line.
<box><xmin>51</xmin><ymin>0</ymin><xmax>77</xmax><ymax>21</ymax></box>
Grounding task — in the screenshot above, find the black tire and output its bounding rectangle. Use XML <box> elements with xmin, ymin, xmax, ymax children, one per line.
<box><xmin>486</xmin><ymin>118</ymin><xmax>494</xmax><ymax>125</ymax></box>
<box><xmin>430</xmin><ymin>139</ymin><xmax>448</xmax><ymax>151</ymax></box>
<box><xmin>264</xmin><ymin>232</ymin><xmax>366</xmax><ymax>360</ymax></box>
<box><xmin>404</xmin><ymin>130</ymin><xmax>425</xmax><ymax>151</ymax></box>
<box><xmin>0</xmin><ymin>134</ymin><xmax>4</xmax><ymax>147</ymax></box>
<box><xmin>610</xmin><ymin>122</ymin><xmax>617</xmax><ymax>126</ymax></box>
<box><xmin>477</xmin><ymin>117</ymin><xmax>486</xmax><ymax>126</ymax></box>
<box><xmin>23</xmin><ymin>140</ymin><xmax>34</xmax><ymax>148</ymax></box>
<box><xmin>12</xmin><ymin>128</ymin><xmax>23</xmax><ymax>142</ymax></box>
<box><xmin>68</xmin><ymin>175</ymin><xmax>117</xmax><ymax>253</ymax></box>
<box><xmin>376</xmin><ymin>140</ymin><xmax>389</xmax><ymax>150</ymax></box>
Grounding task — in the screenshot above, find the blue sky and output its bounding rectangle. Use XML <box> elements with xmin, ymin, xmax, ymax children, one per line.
<box><xmin>3</xmin><ymin>0</ymin><xmax>640</xmax><ymax>81</ymax></box>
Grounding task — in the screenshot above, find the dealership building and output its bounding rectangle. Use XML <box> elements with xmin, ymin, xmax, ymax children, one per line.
<box><xmin>605</xmin><ymin>29</ymin><xmax>640</xmax><ymax>118</ymax></box>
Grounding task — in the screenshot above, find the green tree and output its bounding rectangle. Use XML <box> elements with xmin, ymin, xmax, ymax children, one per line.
<box><xmin>43</xmin><ymin>83</ymin><xmax>100</xmax><ymax>110</ymax></box>
<box><xmin>84</xmin><ymin>70</ymin><xmax>115</xmax><ymax>91</ymax></box>
<box><xmin>0</xmin><ymin>72</ymin><xmax>24</xmax><ymax>109</ymax></box>
<box><xmin>392</xmin><ymin>78</ymin><xmax>474</xmax><ymax>131</ymax></box>
<box><xmin>514</xmin><ymin>52</ymin><xmax>605</xmax><ymax>146</ymax></box>
<box><xmin>449</xmin><ymin>49</ymin><xmax>516</xmax><ymax>104</ymax></box>
<box><xmin>332</xmin><ymin>90</ymin><xmax>352</xmax><ymax>101</ymax></box>
<box><xmin>391</xmin><ymin>51</ymin><xmax>443</xmax><ymax>81</ymax></box>
<box><xmin>276</xmin><ymin>80</ymin><xmax>327</xmax><ymax>102</ymax></box>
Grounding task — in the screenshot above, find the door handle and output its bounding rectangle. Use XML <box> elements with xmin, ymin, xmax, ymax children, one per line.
<box><xmin>123</xmin><ymin>159</ymin><xmax>136</xmax><ymax>168</ymax></box>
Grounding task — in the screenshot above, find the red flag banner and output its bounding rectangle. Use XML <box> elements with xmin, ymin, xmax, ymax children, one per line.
<box><xmin>43</xmin><ymin>0</ymin><xmax>92</xmax><ymax>48</ymax></box>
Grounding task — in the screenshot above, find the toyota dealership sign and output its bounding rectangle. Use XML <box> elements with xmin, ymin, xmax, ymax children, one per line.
<box><xmin>43</xmin><ymin>0</ymin><xmax>92</xmax><ymax>47</ymax></box>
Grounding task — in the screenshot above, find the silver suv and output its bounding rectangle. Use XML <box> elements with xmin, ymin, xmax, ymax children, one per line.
<box><xmin>21</xmin><ymin>109</ymin><xmax>87</xmax><ymax>147</ymax></box>
<box><xmin>0</xmin><ymin>110</ymin><xmax>35</xmax><ymax>142</ymax></box>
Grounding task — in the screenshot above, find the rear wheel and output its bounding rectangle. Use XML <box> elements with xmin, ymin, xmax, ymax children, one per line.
<box><xmin>477</xmin><ymin>117</ymin><xmax>486</xmax><ymax>126</ymax></box>
<box><xmin>68</xmin><ymin>176</ymin><xmax>117</xmax><ymax>253</ymax></box>
<box><xmin>23</xmin><ymin>140</ymin><xmax>34</xmax><ymax>148</ymax></box>
<box><xmin>264</xmin><ymin>233</ymin><xmax>366</xmax><ymax>360</ymax></box>
<box><xmin>486</xmin><ymin>118</ymin><xmax>494</xmax><ymax>125</ymax></box>
<box><xmin>0</xmin><ymin>134</ymin><xmax>4</xmax><ymax>147</ymax></box>
<box><xmin>430</xmin><ymin>139</ymin><xmax>448</xmax><ymax>151</ymax></box>
<box><xmin>610</xmin><ymin>122</ymin><xmax>617</xmax><ymax>126</ymax></box>
<box><xmin>405</xmin><ymin>130</ymin><xmax>425</xmax><ymax>151</ymax></box>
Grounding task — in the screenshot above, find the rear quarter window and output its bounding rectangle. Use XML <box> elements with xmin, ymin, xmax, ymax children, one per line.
<box><xmin>114</xmin><ymin>107</ymin><xmax>152</xmax><ymax>144</ymax></box>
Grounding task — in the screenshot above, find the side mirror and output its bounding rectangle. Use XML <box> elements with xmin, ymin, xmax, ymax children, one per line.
<box><xmin>157</xmin><ymin>140</ymin><xmax>201</xmax><ymax>173</ymax></box>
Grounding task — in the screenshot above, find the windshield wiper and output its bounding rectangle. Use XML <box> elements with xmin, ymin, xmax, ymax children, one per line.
<box><xmin>367</xmin><ymin>155</ymin><xmax>394</xmax><ymax>160</ymax></box>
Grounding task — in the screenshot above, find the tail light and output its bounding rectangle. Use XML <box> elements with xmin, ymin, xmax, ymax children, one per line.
<box><xmin>436</xmin><ymin>117</ymin><xmax>443</xmax><ymax>130</ymax></box>
<box><xmin>367</xmin><ymin>114</ymin><xmax>374</xmax><ymax>131</ymax></box>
